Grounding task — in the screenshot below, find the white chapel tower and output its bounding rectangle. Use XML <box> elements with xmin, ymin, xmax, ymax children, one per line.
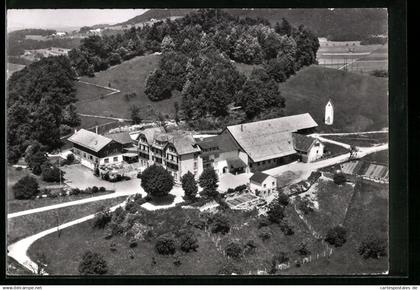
<box><xmin>325</xmin><ymin>99</ymin><xmax>334</xmax><ymax>125</ymax></box>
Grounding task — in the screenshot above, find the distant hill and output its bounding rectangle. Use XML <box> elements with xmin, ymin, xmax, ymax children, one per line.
<box><xmin>114</xmin><ymin>9</ymin><xmax>194</xmax><ymax>26</ymax></box>
<box><xmin>117</xmin><ymin>8</ymin><xmax>387</xmax><ymax>41</ymax></box>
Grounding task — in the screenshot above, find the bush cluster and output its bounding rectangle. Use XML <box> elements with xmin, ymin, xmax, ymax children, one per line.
<box><xmin>78</xmin><ymin>251</ymin><xmax>108</xmax><ymax>275</ymax></box>
<box><xmin>13</xmin><ymin>175</ymin><xmax>39</xmax><ymax>200</ymax></box>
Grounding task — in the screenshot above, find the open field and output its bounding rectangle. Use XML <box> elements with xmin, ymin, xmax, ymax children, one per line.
<box><xmin>283</xmin><ymin>180</ymin><xmax>388</xmax><ymax>274</ymax></box>
<box><xmin>28</xmin><ymin>204</ymin><xmax>323</xmax><ymax>275</ymax></box>
<box><xmin>75</xmin><ymin>81</ymin><xmax>113</xmax><ymax>103</ymax></box>
<box><xmin>76</xmin><ymin>54</ymin><xmax>182</xmax><ymax>120</ymax></box>
<box><xmin>293</xmin><ymin>178</ymin><xmax>355</xmax><ymax>236</ymax></box>
<box><xmin>361</xmin><ymin>149</ymin><xmax>389</xmax><ymax>166</ymax></box>
<box><xmin>7</xmin><ymin>196</ymin><xmax>126</xmax><ymax>245</ymax></box>
<box><xmin>281</xmin><ymin>66</ymin><xmax>388</xmax><ymax>132</ymax></box>
<box><xmin>317</xmin><ymin>40</ymin><xmax>387</xmax><ymax>74</ymax></box>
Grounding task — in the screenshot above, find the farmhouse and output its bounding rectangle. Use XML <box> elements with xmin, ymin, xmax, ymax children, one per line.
<box><xmin>249</xmin><ymin>172</ymin><xmax>277</xmax><ymax>196</ymax></box>
<box><xmin>137</xmin><ymin>128</ymin><xmax>203</xmax><ymax>182</ymax></box>
<box><xmin>68</xmin><ymin>129</ymin><xmax>132</xmax><ymax>170</ymax></box>
<box><xmin>196</xmin><ymin>132</ymin><xmax>248</xmax><ymax>176</ymax></box>
<box><xmin>222</xmin><ymin>113</ymin><xmax>319</xmax><ymax>172</ymax></box>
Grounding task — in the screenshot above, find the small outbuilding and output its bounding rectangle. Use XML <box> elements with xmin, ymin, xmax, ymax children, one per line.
<box><xmin>249</xmin><ymin>172</ymin><xmax>277</xmax><ymax>196</ymax></box>
<box><xmin>292</xmin><ymin>133</ymin><xmax>324</xmax><ymax>163</ymax></box>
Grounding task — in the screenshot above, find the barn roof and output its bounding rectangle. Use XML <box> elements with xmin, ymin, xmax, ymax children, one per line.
<box><xmin>250</xmin><ymin>172</ymin><xmax>271</xmax><ymax>184</ymax></box>
<box><xmin>105</xmin><ymin>131</ymin><xmax>133</xmax><ymax>145</ymax></box>
<box><xmin>292</xmin><ymin>133</ymin><xmax>317</xmax><ymax>153</ymax></box>
<box><xmin>68</xmin><ymin>129</ymin><xmax>112</xmax><ymax>152</ymax></box>
<box><xmin>226</xmin><ymin>113</ymin><xmax>317</xmax><ymax>162</ymax></box>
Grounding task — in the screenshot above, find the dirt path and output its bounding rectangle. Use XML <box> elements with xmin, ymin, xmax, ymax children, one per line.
<box><xmin>77</xmin><ymin>80</ymin><xmax>120</xmax><ymax>95</ymax></box>
<box><xmin>77</xmin><ymin>113</ymin><xmax>132</xmax><ymax>122</ymax></box>
<box><xmin>311</xmin><ymin>130</ymin><xmax>388</xmax><ymax>137</ymax></box>
<box><xmin>7</xmin><ymin>201</ymin><xmax>127</xmax><ymax>274</ymax></box>
<box><xmin>7</xmin><ymin>191</ymin><xmax>133</xmax><ymax>219</ymax></box>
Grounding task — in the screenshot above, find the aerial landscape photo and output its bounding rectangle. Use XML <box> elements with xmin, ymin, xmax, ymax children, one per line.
<box><xmin>6</xmin><ymin>8</ymin><xmax>389</xmax><ymax>276</ymax></box>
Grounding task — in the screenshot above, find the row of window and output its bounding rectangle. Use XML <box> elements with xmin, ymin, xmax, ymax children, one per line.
<box><xmin>201</xmin><ymin>146</ymin><xmax>219</xmax><ymax>153</ymax></box>
<box><xmin>250</xmin><ymin>158</ymin><xmax>281</xmax><ymax>168</ymax></box>
<box><xmin>104</xmin><ymin>156</ymin><xmax>119</xmax><ymax>163</ymax></box>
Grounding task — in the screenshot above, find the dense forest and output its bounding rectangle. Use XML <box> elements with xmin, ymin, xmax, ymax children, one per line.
<box><xmin>7</xmin><ymin>9</ymin><xmax>319</xmax><ymax>163</ymax></box>
<box><xmin>69</xmin><ymin>9</ymin><xmax>319</xmax><ymax>128</ymax></box>
<box><xmin>7</xmin><ymin>56</ymin><xmax>80</xmax><ymax>163</ymax></box>
<box><xmin>115</xmin><ymin>8</ymin><xmax>387</xmax><ymax>41</ymax></box>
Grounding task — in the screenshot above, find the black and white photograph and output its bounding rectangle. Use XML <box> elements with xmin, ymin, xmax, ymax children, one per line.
<box><xmin>5</xmin><ymin>7</ymin><xmax>394</xmax><ymax>277</ymax></box>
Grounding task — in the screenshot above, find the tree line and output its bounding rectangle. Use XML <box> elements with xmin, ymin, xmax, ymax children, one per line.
<box><xmin>7</xmin><ymin>55</ymin><xmax>80</xmax><ymax>164</ymax></box>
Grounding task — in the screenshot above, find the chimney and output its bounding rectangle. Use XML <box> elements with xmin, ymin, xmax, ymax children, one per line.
<box><xmin>95</xmin><ymin>126</ymin><xmax>98</xmax><ymax>134</ymax></box>
<box><xmin>241</xmin><ymin>124</ymin><xmax>243</xmax><ymax>132</ymax></box>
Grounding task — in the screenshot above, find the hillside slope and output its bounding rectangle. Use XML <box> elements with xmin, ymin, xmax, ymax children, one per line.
<box><xmin>76</xmin><ymin>53</ymin><xmax>182</xmax><ymax>120</ymax></box>
<box><xmin>281</xmin><ymin>66</ymin><xmax>388</xmax><ymax>132</ymax></box>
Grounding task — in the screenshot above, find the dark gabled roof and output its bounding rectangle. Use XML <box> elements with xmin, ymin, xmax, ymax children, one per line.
<box><xmin>105</xmin><ymin>131</ymin><xmax>133</xmax><ymax>145</ymax></box>
<box><xmin>68</xmin><ymin>129</ymin><xmax>112</xmax><ymax>152</ymax></box>
<box><xmin>292</xmin><ymin>133</ymin><xmax>317</xmax><ymax>153</ymax></box>
<box><xmin>250</xmin><ymin>172</ymin><xmax>271</xmax><ymax>184</ymax></box>
<box><xmin>195</xmin><ymin>131</ymin><xmax>239</xmax><ymax>153</ymax></box>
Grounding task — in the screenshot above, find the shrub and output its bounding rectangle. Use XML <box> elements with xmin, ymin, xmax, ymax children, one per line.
<box><xmin>71</xmin><ymin>188</ymin><xmax>81</xmax><ymax>195</ymax></box>
<box><xmin>12</xmin><ymin>175</ymin><xmax>39</xmax><ymax>200</ymax></box>
<box><xmin>93</xmin><ymin>207</ymin><xmax>112</xmax><ymax>229</ymax></box>
<box><xmin>41</xmin><ymin>163</ymin><xmax>63</xmax><ymax>182</ymax></box>
<box><xmin>258</xmin><ymin>227</ymin><xmax>272</xmax><ymax>241</ymax></box>
<box><xmin>66</xmin><ymin>153</ymin><xmax>75</xmax><ymax>163</ymax></box>
<box><xmin>234</xmin><ymin>184</ymin><xmax>247</xmax><ymax>192</ymax></box>
<box><xmin>258</xmin><ymin>217</ymin><xmax>271</xmax><ymax>229</ymax></box>
<box><xmin>94</xmin><ymin>167</ymin><xmax>100</xmax><ymax>177</ymax></box>
<box><xmin>269</xmin><ymin>252</ymin><xmax>289</xmax><ymax>274</ymax></box>
<box><xmin>267</xmin><ymin>203</ymin><xmax>285</xmax><ymax>224</ymax></box>
<box><xmin>155</xmin><ymin>235</ymin><xmax>176</xmax><ymax>255</ymax></box>
<box><xmin>92</xmin><ymin>186</ymin><xmax>99</xmax><ymax>193</ymax></box>
<box><xmin>218</xmin><ymin>262</ymin><xmax>243</xmax><ymax>275</ymax></box>
<box><xmin>200</xmin><ymin>188</ymin><xmax>219</xmax><ymax>199</ymax></box>
<box><xmin>179</xmin><ymin>231</ymin><xmax>199</xmax><ymax>252</ymax></box>
<box><xmin>295</xmin><ymin>243</ymin><xmax>311</xmax><ymax>257</ymax></box>
<box><xmin>278</xmin><ymin>193</ymin><xmax>290</xmax><ymax>206</ymax></box>
<box><xmin>225</xmin><ymin>242</ymin><xmax>243</xmax><ymax>259</ymax></box>
<box><xmin>279</xmin><ymin>221</ymin><xmax>294</xmax><ymax>236</ymax></box>
<box><xmin>78</xmin><ymin>251</ymin><xmax>108</xmax><ymax>275</ymax></box>
<box><xmin>296</xmin><ymin>197</ymin><xmax>314</xmax><ymax>215</ymax></box>
<box><xmin>99</xmin><ymin>186</ymin><xmax>106</xmax><ymax>192</ymax></box>
<box><xmin>325</xmin><ymin>226</ymin><xmax>347</xmax><ymax>247</ymax></box>
<box><xmin>358</xmin><ymin>235</ymin><xmax>387</xmax><ymax>259</ymax></box>
<box><xmin>141</xmin><ymin>165</ymin><xmax>174</xmax><ymax>198</ymax></box>
<box><xmin>333</xmin><ymin>172</ymin><xmax>347</xmax><ymax>185</ymax></box>
<box><xmin>129</xmin><ymin>239</ymin><xmax>138</xmax><ymax>248</ymax></box>
<box><xmin>210</xmin><ymin>213</ymin><xmax>230</xmax><ymax>235</ymax></box>
<box><xmin>370</xmin><ymin>69</ymin><xmax>388</xmax><ymax>78</ymax></box>
<box><xmin>244</xmin><ymin>240</ymin><xmax>257</xmax><ymax>255</ymax></box>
